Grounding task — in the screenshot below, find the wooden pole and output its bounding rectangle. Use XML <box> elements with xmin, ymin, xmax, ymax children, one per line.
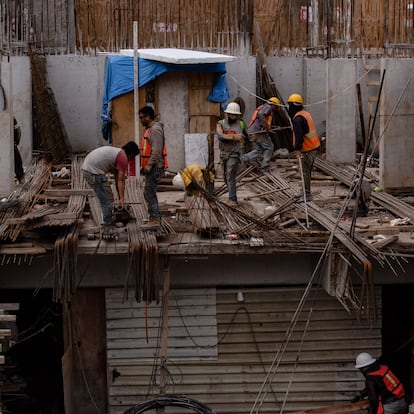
<box><xmin>133</xmin><ymin>21</ymin><xmax>139</xmax><ymax>176</ymax></box>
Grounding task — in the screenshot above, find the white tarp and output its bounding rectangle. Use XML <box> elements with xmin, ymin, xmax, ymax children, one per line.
<box><xmin>119</xmin><ymin>48</ymin><xmax>235</xmax><ymax>64</ymax></box>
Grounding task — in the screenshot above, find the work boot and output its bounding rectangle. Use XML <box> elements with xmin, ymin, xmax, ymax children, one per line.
<box><xmin>102</xmin><ymin>224</ymin><xmax>117</xmax><ymax>241</ymax></box>
<box><xmin>140</xmin><ymin>217</ymin><xmax>161</xmax><ymax>231</ymax></box>
<box><xmin>225</xmin><ymin>199</ymin><xmax>238</xmax><ymax>207</ymax></box>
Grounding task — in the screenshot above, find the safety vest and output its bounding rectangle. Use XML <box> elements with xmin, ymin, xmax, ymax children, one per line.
<box><xmin>293</xmin><ymin>110</ymin><xmax>320</xmax><ymax>152</ymax></box>
<box><xmin>140</xmin><ymin>127</ymin><xmax>168</xmax><ymax>170</ymax></box>
<box><xmin>368</xmin><ymin>365</ymin><xmax>405</xmax><ymax>414</ymax></box>
<box><xmin>249</xmin><ymin>104</ymin><xmax>272</xmax><ymax>131</ymax></box>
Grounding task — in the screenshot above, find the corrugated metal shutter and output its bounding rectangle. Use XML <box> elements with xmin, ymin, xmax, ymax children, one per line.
<box><xmin>106</xmin><ymin>286</ymin><xmax>381</xmax><ymax>414</ymax></box>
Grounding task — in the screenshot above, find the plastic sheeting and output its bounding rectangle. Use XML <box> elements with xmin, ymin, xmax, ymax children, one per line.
<box><xmin>101</xmin><ymin>54</ymin><xmax>231</xmax><ymax>141</ymax></box>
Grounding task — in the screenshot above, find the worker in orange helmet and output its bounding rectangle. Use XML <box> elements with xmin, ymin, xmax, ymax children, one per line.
<box><xmin>242</xmin><ymin>97</ymin><xmax>281</xmax><ymax>172</ymax></box>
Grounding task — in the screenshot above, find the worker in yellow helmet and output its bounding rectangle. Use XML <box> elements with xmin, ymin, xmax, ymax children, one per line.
<box><xmin>242</xmin><ymin>97</ymin><xmax>282</xmax><ymax>172</ymax></box>
<box><xmin>287</xmin><ymin>93</ymin><xmax>320</xmax><ymax>201</ymax></box>
<box><xmin>173</xmin><ymin>164</ymin><xmax>215</xmax><ymax>196</ymax></box>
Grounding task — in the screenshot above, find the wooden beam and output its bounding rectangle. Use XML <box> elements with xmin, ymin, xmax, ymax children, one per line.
<box><xmin>290</xmin><ymin>400</ymin><xmax>369</xmax><ymax>414</ymax></box>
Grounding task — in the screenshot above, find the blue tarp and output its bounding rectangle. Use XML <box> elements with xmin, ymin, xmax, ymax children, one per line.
<box><xmin>101</xmin><ymin>55</ymin><xmax>230</xmax><ymax>141</ymax></box>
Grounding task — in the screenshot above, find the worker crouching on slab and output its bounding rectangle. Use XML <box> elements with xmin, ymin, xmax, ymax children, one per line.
<box><xmin>351</xmin><ymin>352</ymin><xmax>407</xmax><ymax>414</ymax></box>
<box><xmin>287</xmin><ymin>93</ymin><xmax>320</xmax><ymax>202</ymax></box>
<box><xmin>173</xmin><ymin>164</ymin><xmax>215</xmax><ymax>196</ymax></box>
<box><xmin>215</xmin><ymin>102</ymin><xmax>248</xmax><ymax>206</ymax></box>
<box><xmin>82</xmin><ymin>141</ymin><xmax>140</xmax><ymax>240</ymax></box>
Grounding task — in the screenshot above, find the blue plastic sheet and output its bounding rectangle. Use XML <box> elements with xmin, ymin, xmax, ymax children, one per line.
<box><xmin>101</xmin><ymin>55</ymin><xmax>230</xmax><ymax>141</ymax></box>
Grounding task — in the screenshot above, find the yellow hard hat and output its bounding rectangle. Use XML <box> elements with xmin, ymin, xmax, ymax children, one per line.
<box><xmin>268</xmin><ymin>97</ymin><xmax>281</xmax><ymax>106</ymax></box>
<box><xmin>287</xmin><ymin>93</ymin><xmax>303</xmax><ymax>105</ymax></box>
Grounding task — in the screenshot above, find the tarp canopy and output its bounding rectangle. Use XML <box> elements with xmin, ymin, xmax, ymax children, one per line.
<box><xmin>101</xmin><ymin>49</ymin><xmax>235</xmax><ymax>141</ymax></box>
<box><xmin>101</xmin><ymin>48</ymin><xmax>235</xmax><ymax>142</ymax></box>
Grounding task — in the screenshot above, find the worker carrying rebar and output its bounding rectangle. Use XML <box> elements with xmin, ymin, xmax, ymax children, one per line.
<box><xmin>242</xmin><ymin>97</ymin><xmax>281</xmax><ymax>172</ymax></box>
<box><xmin>173</xmin><ymin>164</ymin><xmax>215</xmax><ymax>196</ymax></box>
<box><xmin>82</xmin><ymin>141</ymin><xmax>140</xmax><ymax>240</ymax></box>
<box><xmin>216</xmin><ymin>102</ymin><xmax>248</xmax><ymax>206</ymax></box>
<box><xmin>351</xmin><ymin>352</ymin><xmax>407</xmax><ymax>414</ymax></box>
<box><xmin>287</xmin><ymin>93</ymin><xmax>320</xmax><ymax>201</ymax></box>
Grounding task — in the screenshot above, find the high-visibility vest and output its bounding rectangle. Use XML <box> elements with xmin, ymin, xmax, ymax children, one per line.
<box><xmin>140</xmin><ymin>127</ymin><xmax>168</xmax><ymax>170</ymax></box>
<box><xmin>368</xmin><ymin>365</ymin><xmax>405</xmax><ymax>414</ymax></box>
<box><xmin>249</xmin><ymin>105</ymin><xmax>272</xmax><ymax>131</ymax></box>
<box><xmin>293</xmin><ymin>110</ymin><xmax>320</xmax><ymax>152</ymax></box>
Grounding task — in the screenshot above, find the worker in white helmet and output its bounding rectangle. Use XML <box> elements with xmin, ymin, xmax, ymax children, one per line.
<box><xmin>216</xmin><ymin>102</ymin><xmax>248</xmax><ymax>206</ymax></box>
<box><xmin>351</xmin><ymin>352</ymin><xmax>407</xmax><ymax>414</ymax></box>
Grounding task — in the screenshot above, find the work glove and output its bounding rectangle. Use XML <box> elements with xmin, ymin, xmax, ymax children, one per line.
<box><xmin>233</xmin><ymin>134</ymin><xmax>244</xmax><ymax>141</ymax></box>
<box><xmin>142</xmin><ymin>165</ymin><xmax>152</xmax><ymax>175</ymax></box>
<box><xmin>292</xmin><ymin>150</ymin><xmax>302</xmax><ymax>159</ymax></box>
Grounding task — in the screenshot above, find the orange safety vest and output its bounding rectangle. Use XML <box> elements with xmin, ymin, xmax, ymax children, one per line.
<box><xmin>293</xmin><ymin>110</ymin><xmax>320</xmax><ymax>152</ymax></box>
<box><xmin>249</xmin><ymin>105</ymin><xmax>272</xmax><ymax>131</ymax></box>
<box><xmin>368</xmin><ymin>365</ymin><xmax>405</xmax><ymax>414</ymax></box>
<box><xmin>140</xmin><ymin>127</ymin><xmax>168</xmax><ymax>170</ymax></box>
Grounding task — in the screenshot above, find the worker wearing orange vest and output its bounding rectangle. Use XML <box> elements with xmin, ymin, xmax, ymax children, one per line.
<box><xmin>139</xmin><ymin>105</ymin><xmax>168</xmax><ymax>231</ymax></box>
<box><xmin>242</xmin><ymin>97</ymin><xmax>280</xmax><ymax>172</ymax></box>
<box><xmin>352</xmin><ymin>353</ymin><xmax>407</xmax><ymax>414</ymax></box>
<box><xmin>287</xmin><ymin>93</ymin><xmax>320</xmax><ymax>201</ymax></box>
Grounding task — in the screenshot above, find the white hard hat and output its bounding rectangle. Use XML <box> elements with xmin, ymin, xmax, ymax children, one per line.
<box><xmin>172</xmin><ymin>173</ymin><xmax>185</xmax><ymax>190</ymax></box>
<box><xmin>355</xmin><ymin>352</ymin><xmax>376</xmax><ymax>369</ymax></box>
<box><xmin>224</xmin><ymin>102</ymin><xmax>242</xmax><ymax>115</ymax></box>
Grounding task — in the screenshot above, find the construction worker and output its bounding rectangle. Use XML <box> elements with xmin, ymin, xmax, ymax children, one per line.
<box><xmin>173</xmin><ymin>164</ymin><xmax>215</xmax><ymax>196</ymax></box>
<box><xmin>287</xmin><ymin>93</ymin><xmax>320</xmax><ymax>201</ymax></box>
<box><xmin>13</xmin><ymin>118</ymin><xmax>25</xmax><ymax>184</ymax></box>
<box><xmin>82</xmin><ymin>141</ymin><xmax>140</xmax><ymax>240</ymax></box>
<box><xmin>139</xmin><ymin>105</ymin><xmax>168</xmax><ymax>231</ymax></box>
<box><xmin>351</xmin><ymin>352</ymin><xmax>407</xmax><ymax>414</ymax></box>
<box><xmin>242</xmin><ymin>97</ymin><xmax>281</xmax><ymax>172</ymax></box>
<box><xmin>216</xmin><ymin>102</ymin><xmax>248</xmax><ymax>206</ymax></box>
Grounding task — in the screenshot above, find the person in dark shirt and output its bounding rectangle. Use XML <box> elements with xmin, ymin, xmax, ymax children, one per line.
<box><xmin>351</xmin><ymin>352</ymin><xmax>407</xmax><ymax>414</ymax></box>
<box><xmin>13</xmin><ymin>118</ymin><xmax>25</xmax><ymax>184</ymax></box>
<box><xmin>287</xmin><ymin>93</ymin><xmax>320</xmax><ymax>201</ymax></box>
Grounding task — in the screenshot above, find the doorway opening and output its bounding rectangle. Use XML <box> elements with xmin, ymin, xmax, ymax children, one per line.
<box><xmin>0</xmin><ymin>289</ymin><xmax>64</xmax><ymax>413</ymax></box>
<box><xmin>382</xmin><ymin>284</ymin><xmax>414</xmax><ymax>403</ymax></box>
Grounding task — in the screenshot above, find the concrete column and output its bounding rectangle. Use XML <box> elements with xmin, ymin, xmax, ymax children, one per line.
<box><xmin>379</xmin><ymin>59</ymin><xmax>414</xmax><ymax>191</ymax></box>
<box><xmin>0</xmin><ymin>61</ymin><xmax>14</xmax><ymax>197</ymax></box>
<box><xmin>326</xmin><ymin>59</ymin><xmax>357</xmax><ymax>164</ymax></box>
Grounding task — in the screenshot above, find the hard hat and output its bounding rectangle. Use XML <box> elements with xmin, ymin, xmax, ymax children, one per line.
<box><xmin>355</xmin><ymin>352</ymin><xmax>376</xmax><ymax>369</ymax></box>
<box><xmin>268</xmin><ymin>97</ymin><xmax>281</xmax><ymax>106</ymax></box>
<box><xmin>172</xmin><ymin>173</ymin><xmax>185</xmax><ymax>190</ymax></box>
<box><xmin>224</xmin><ymin>102</ymin><xmax>242</xmax><ymax>115</ymax></box>
<box><xmin>287</xmin><ymin>93</ymin><xmax>304</xmax><ymax>105</ymax></box>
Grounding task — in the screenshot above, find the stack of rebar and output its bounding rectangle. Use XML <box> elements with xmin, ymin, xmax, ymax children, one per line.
<box><xmin>124</xmin><ymin>178</ymin><xmax>160</xmax><ymax>304</ymax></box>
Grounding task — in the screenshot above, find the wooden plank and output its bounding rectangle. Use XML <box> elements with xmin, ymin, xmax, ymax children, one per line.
<box><xmin>291</xmin><ymin>401</ymin><xmax>369</xmax><ymax>414</ymax></box>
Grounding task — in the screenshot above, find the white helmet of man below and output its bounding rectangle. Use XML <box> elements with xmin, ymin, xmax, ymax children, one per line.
<box><xmin>224</xmin><ymin>102</ymin><xmax>242</xmax><ymax>115</ymax></box>
<box><xmin>355</xmin><ymin>352</ymin><xmax>376</xmax><ymax>369</ymax></box>
<box><xmin>172</xmin><ymin>173</ymin><xmax>185</xmax><ymax>190</ymax></box>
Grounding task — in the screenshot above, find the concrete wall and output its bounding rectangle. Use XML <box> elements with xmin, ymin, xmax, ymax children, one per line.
<box><xmin>0</xmin><ymin>57</ymin><xmax>32</xmax><ymax>197</ymax></box>
<box><xmin>47</xmin><ymin>55</ymin><xmax>106</xmax><ymax>153</ymax></box>
<box><xmin>0</xmin><ymin>62</ymin><xmax>14</xmax><ymax>196</ymax></box>
<box><xmin>326</xmin><ymin>59</ymin><xmax>357</xmax><ymax>164</ymax></box>
<box><xmin>1</xmin><ymin>55</ymin><xmax>414</xmax><ymax>194</ymax></box>
<box><xmin>379</xmin><ymin>59</ymin><xmax>414</xmax><ymax>191</ymax></box>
